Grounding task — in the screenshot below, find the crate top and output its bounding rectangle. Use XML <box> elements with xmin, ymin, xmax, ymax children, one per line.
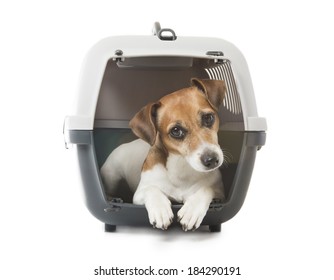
<box><xmin>64</xmin><ymin>34</ymin><xmax>267</xmax><ymax>134</ymax></box>
<box><xmin>84</xmin><ymin>35</ymin><xmax>242</xmax><ymax>60</ymax></box>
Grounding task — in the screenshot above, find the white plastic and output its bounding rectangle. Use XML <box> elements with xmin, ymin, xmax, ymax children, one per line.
<box><xmin>247</xmin><ymin>117</ymin><xmax>267</xmax><ymax>131</ymax></box>
<box><xmin>64</xmin><ymin>35</ymin><xmax>266</xmax><ymax>132</ymax></box>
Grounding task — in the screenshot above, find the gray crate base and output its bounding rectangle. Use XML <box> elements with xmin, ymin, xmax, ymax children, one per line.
<box><xmin>72</xmin><ymin>130</ymin><xmax>265</xmax><ymax>232</ymax></box>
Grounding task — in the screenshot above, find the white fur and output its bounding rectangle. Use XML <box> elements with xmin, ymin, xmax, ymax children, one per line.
<box><xmin>101</xmin><ymin>139</ymin><xmax>224</xmax><ymax>231</ymax></box>
<box><xmin>100</xmin><ymin>139</ymin><xmax>150</xmax><ymax>194</ymax></box>
<box><xmin>186</xmin><ymin>142</ymin><xmax>224</xmax><ymax>172</ymax></box>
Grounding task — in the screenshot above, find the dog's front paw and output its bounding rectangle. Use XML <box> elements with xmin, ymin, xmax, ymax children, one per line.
<box><xmin>145</xmin><ymin>195</ymin><xmax>174</xmax><ymax>230</ymax></box>
<box><xmin>177</xmin><ymin>199</ymin><xmax>209</xmax><ymax>231</ymax></box>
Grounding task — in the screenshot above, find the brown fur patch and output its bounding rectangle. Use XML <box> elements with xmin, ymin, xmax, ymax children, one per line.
<box><xmin>131</xmin><ymin>81</ymin><xmax>225</xmax><ymax>172</ymax></box>
<box><xmin>155</xmin><ymin>87</ymin><xmax>220</xmax><ymax>157</ymax></box>
<box><xmin>142</xmin><ymin>135</ymin><xmax>168</xmax><ymax>171</ymax></box>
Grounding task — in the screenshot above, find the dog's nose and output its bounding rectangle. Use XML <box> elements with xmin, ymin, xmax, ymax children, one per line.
<box><xmin>200</xmin><ymin>152</ymin><xmax>219</xmax><ymax>169</ymax></box>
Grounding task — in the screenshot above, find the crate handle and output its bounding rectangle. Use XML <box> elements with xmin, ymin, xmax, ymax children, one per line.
<box><xmin>152</xmin><ymin>22</ymin><xmax>177</xmax><ymax>41</ymax></box>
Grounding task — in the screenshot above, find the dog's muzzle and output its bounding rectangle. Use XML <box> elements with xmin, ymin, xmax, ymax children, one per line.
<box><xmin>187</xmin><ymin>144</ymin><xmax>224</xmax><ymax>172</ymax></box>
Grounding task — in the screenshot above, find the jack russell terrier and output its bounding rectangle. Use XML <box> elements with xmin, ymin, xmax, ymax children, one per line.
<box><xmin>101</xmin><ymin>78</ymin><xmax>226</xmax><ymax>231</ymax></box>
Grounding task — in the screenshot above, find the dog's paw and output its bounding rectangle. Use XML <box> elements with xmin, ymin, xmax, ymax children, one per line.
<box><xmin>145</xmin><ymin>195</ymin><xmax>174</xmax><ymax>230</ymax></box>
<box><xmin>177</xmin><ymin>199</ymin><xmax>209</xmax><ymax>231</ymax></box>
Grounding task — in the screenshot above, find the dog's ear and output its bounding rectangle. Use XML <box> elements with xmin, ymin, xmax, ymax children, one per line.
<box><xmin>129</xmin><ymin>102</ymin><xmax>161</xmax><ymax>146</ymax></box>
<box><xmin>191</xmin><ymin>78</ymin><xmax>226</xmax><ymax>110</ymax></box>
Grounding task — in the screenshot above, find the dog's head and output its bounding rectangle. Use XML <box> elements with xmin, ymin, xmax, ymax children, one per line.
<box><xmin>129</xmin><ymin>78</ymin><xmax>226</xmax><ymax>172</ymax></box>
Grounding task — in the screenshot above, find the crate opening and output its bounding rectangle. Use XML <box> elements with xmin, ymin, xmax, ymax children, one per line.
<box><xmin>93</xmin><ymin>56</ymin><xmax>245</xmax><ymax>204</ymax></box>
<box><xmin>93</xmin><ymin>128</ymin><xmax>244</xmax><ymax>204</ymax></box>
<box><xmin>94</xmin><ymin>56</ymin><xmax>244</xmax><ymax>131</ymax></box>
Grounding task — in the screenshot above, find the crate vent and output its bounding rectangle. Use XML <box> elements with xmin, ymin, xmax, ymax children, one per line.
<box><xmin>205</xmin><ymin>62</ymin><xmax>242</xmax><ymax>115</ymax></box>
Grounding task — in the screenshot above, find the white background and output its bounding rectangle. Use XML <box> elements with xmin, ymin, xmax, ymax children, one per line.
<box><xmin>1</xmin><ymin>0</ymin><xmax>333</xmax><ymax>279</ymax></box>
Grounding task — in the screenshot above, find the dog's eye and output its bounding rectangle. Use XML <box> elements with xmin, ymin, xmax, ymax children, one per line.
<box><xmin>169</xmin><ymin>126</ymin><xmax>187</xmax><ymax>140</ymax></box>
<box><xmin>202</xmin><ymin>113</ymin><xmax>215</xmax><ymax>127</ymax></box>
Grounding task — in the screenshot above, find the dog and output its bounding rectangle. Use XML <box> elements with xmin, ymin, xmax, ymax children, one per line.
<box><xmin>100</xmin><ymin>78</ymin><xmax>226</xmax><ymax>231</ymax></box>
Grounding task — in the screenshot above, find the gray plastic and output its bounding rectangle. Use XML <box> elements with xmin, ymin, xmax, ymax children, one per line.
<box><xmin>72</xmin><ymin>130</ymin><xmax>265</xmax><ymax>227</ymax></box>
<box><xmin>152</xmin><ymin>22</ymin><xmax>177</xmax><ymax>41</ymax></box>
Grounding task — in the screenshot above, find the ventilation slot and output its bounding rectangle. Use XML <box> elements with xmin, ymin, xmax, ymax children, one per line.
<box><xmin>205</xmin><ymin>62</ymin><xmax>242</xmax><ymax>115</ymax></box>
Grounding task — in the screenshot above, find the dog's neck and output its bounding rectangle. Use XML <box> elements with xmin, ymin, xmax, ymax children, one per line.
<box><xmin>166</xmin><ymin>153</ymin><xmax>205</xmax><ymax>188</ymax></box>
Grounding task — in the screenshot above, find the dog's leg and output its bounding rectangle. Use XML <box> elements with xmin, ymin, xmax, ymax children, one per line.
<box><xmin>177</xmin><ymin>188</ymin><xmax>214</xmax><ymax>231</ymax></box>
<box><xmin>177</xmin><ymin>172</ymin><xmax>224</xmax><ymax>231</ymax></box>
<box><xmin>134</xmin><ymin>186</ymin><xmax>174</xmax><ymax>230</ymax></box>
<box><xmin>133</xmin><ymin>165</ymin><xmax>174</xmax><ymax>230</ymax></box>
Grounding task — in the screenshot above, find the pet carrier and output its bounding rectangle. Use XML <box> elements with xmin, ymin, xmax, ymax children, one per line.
<box><xmin>64</xmin><ymin>23</ymin><xmax>267</xmax><ymax>232</ymax></box>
